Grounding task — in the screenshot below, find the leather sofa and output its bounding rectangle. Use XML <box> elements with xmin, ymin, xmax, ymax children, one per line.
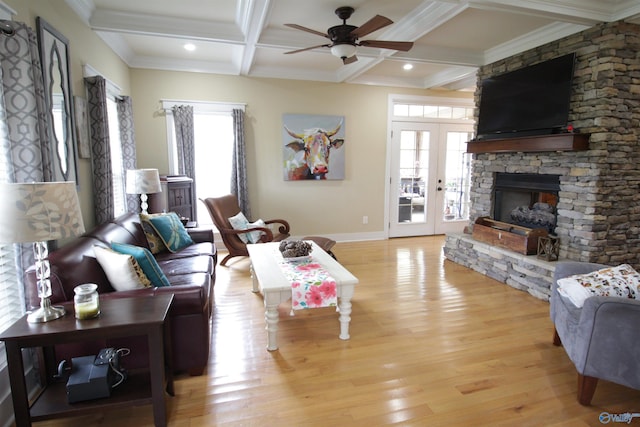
<box><xmin>24</xmin><ymin>212</ymin><xmax>216</xmax><ymax>376</ymax></box>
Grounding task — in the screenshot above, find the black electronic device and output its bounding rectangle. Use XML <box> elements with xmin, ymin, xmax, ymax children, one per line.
<box><xmin>61</xmin><ymin>347</ymin><xmax>126</xmax><ymax>403</ymax></box>
<box><xmin>476</xmin><ymin>53</ymin><xmax>576</xmax><ymax>140</ymax></box>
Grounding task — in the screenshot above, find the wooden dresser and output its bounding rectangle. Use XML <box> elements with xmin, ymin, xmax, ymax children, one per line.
<box><xmin>148</xmin><ymin>175</ymin><xmax>196</xmax><ymax>222</ymax></box>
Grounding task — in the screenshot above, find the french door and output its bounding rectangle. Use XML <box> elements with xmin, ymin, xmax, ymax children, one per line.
<box><xmin>388</xmin><ymin>122</ymin><xmax>473</xmax><ymax>237</ymax></box>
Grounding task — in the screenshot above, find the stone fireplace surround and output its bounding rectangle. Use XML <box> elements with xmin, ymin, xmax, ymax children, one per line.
<box><xmin>444</xmin><ymin>21</ymin><xmax>640</xmax><ymax>300</ymax></box>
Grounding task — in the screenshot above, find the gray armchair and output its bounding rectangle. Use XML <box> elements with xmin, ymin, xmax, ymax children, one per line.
<box><xmin>550</xmin><ymin>261</ymin><xmax>640</xmax><ymax>405</ymax></box>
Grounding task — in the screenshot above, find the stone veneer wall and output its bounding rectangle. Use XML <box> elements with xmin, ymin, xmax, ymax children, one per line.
<box><xmin>467</xmin><ymin>21</ymin><xmax>640</xmax><ymax>269</ymax></box>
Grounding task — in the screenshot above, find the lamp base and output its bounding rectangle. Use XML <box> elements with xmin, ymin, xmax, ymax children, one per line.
<box><xmin>27</xmin><ymin>297</ymin><xmax>65</xmax><ymax>323</ymax></box>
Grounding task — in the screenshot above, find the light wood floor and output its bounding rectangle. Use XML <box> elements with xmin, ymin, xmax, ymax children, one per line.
<box><xmin>36</xmin><ymin>236</ymin><xmax>640</xmax><ymax>427</ymax></box>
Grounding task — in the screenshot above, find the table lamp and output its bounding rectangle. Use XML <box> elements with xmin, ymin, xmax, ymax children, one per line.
<box><xmin>126</xmin><ymin>168</ymin><xmax>162</xmax><ymax>214</ymax></box>
<box><xmin>0</xmin><ymin>181</ymin><xmax>85</xmax><ymax>323</ymax></box>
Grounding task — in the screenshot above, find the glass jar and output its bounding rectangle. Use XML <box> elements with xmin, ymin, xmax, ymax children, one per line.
<box><xmin>74</xmin><ymin>283</ymin><xmax>100</xmax><ymax>320</ymax></box>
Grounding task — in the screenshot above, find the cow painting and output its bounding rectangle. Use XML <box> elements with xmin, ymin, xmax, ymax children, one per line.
<box><xmin>283</xmin><ymin>115</ymin><xmax>345</xmax><ymax>180</ymax></box>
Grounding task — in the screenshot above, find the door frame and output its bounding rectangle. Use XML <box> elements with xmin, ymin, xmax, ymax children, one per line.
<box><xmin>384</xmin><ymin>94</ymin><xmax>475</xmax><ymax>238</ymax></box>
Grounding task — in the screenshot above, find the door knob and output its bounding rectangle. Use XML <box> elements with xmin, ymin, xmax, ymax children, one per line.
<box><xmin>437</xmin><ymin>187</ymin><xmax>442</xmax><ymax>191</ymax></box>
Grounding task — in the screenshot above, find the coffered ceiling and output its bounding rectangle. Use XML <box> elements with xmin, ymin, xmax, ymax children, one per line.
<box><xmin>66</xmin><ymin>0</ymin><xmax>640</xmax><ymax>91</ymax></box>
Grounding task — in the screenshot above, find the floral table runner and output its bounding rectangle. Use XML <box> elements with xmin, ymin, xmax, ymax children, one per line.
<box><xmin>278</xmin><ymin>258</ymin><xmax>337</xmax><ymax>310</ymax></box>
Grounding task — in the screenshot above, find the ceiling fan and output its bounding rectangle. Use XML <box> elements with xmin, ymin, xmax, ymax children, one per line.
<box><xmin>284</xmin><ymin>6</ymin><xmax>414</xmax><ymax>65</ymax></box>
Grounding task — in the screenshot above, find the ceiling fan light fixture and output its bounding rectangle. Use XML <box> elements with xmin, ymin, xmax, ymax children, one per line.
<box><xmin>331</xmin><ymin>43</ymin><xmax>356</xmax><ymax>60</ymax></box>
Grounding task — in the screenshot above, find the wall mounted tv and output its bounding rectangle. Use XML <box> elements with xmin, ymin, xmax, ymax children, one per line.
<box><xmin>476</xmin><ymin>53</ymin><xmax>576</xmax><ymax>140</ymax></box>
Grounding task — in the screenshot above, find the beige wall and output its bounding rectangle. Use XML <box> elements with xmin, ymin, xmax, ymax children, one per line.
<box><xmin>8</xmin><ymin>0</ymin><xmax>473</xmax><ymax>237</ymax></box>
<box><xmin>131</xmin><ymin>70</ymin><xmax>472</xmax><ymax>237</ymax></box>
<box><xmin>7</xmin><ymin>0</ymin><xmax>131</xmax><ymax>230</ymax></box>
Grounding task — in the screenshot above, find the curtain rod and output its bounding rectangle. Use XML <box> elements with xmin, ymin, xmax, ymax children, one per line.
<box><xmin>161</xmin><ymin>99</ymin><xmax>246</xmax><ymax>113</ymax></box>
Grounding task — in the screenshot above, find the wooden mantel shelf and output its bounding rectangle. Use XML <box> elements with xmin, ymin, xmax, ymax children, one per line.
<box><xmin>466</xmin><ymin>133</ymin><xmax>590</xmax><ymax>154</ymax></box>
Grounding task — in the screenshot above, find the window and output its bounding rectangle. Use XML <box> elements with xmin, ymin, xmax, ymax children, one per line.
<box><xmin>0</xmin><ymin>115</ymin><xmax>24</xmax><ymax>372</ymax></box>
<box><xmin>164</xmin><ymin>101</ymin><xmax>244</xmax><ymax>227</ymax></box>
<box><xmin>393</xmin><ymin>102</ymin><xmax>474</xmax><ymax>120</ymax></box>
<box><xmin>107</xmin><ymin>97</ymin><xmax>126</xmax><ymax>216</ymax></box>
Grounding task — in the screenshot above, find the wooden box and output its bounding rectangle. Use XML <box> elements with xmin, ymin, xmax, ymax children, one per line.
<box><xmin>472</xmin><ymin>217</ymin><xmax>548</xmax><ymax>255</ymax></box>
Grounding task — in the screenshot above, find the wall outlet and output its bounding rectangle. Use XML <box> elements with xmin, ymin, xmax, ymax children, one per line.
<box><xmin>362</xmin><ymin>216</ymin><xmax>368</xmax><ymax>224</ymax></box>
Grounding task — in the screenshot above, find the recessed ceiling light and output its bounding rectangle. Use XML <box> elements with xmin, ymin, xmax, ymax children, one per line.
<box><xmin>184</xmin><ymin>43</ymin><xmax>196</xmax><ymax>52</ymax></box>
<box><xmin>403</xmin><ymin>63</ymin><xmax>413</xmax><ymax>71</ymax></box>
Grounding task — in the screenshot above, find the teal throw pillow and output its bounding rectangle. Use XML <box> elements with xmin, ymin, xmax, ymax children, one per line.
<box><xmin>111</xmin><ymin>242</ymin><xmax>171</xmax><ymax>287</ymax></box>
<box><xmin>147</xmin><ymin>212</ymin><xmax>194</xmax><ymax>253</ymax></box>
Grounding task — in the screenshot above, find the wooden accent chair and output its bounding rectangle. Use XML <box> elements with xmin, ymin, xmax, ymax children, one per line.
<box><xmin>201</xmin><ymin>194</ymin><xmax>290</xmax><ymax>266</ymax></box>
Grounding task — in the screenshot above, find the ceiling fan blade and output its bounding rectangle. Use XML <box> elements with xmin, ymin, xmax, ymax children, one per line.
<box><xmin>284</xmin><ymin>23</ymin><xmax>329</xmax><ymax>39</ymax></box>
<box><xmin>359</xmin><ymin>40</ymin><xmax>414</xmax><ymax>52</ymax></box>
<box><xmin>351</xmin><ymin>15</ymin><xmax>393</xmax><ymax>38</ymax></box>
<box><xmin>343</xmin><ymin>55</ymin><xmax>358</xmax><ymax>65</ymax></box>
<box><xmin>284</xmin><ymin>44</ymin><xmax>330</xmax><ymax>55</ymax></box>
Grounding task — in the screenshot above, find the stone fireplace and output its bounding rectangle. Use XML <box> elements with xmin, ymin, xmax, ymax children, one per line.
<box><xmin>444</xmin><ymin>20</ymin><xmax>640</xmax><ymax>300</ymax></box>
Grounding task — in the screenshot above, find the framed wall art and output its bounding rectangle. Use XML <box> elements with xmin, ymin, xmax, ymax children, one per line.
<box><xmin>282</xmin><ymin>114</ymin><xmax>345</xmax><ymax>181</ymax></box>
<box><xmin>36</xmin><ymin>17</ymin><xmax>79</xmax><ymax>184</ymax></box>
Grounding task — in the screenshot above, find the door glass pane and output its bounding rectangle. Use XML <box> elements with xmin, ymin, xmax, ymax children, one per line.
<box><xmin>443</xmin><ymin>131</ymin><xmax>473</xmax><ymax>221</ymax></box>
<box><xmin>398</xmin><ymin>130</ymin><xmax>427</xmax><ymax>223</ymax></box>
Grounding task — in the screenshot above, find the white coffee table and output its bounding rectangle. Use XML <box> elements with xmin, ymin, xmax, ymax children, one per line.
<box><xmin>247</xmin><ymin>241</ymin><xmax>358</xmax><ymax>351</ymax></box>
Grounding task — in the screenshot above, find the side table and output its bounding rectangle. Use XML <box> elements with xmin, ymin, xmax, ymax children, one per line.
<box><xmin>0</xmin><ymin>295</ymin><xmax>174</xmax><ymax>427</ymax></box>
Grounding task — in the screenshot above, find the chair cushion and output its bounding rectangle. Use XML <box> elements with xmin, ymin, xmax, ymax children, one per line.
<box><xmin>557</xmin><ymin>264</ymin><xmax>640</xmax><ymax>307</ymax></box>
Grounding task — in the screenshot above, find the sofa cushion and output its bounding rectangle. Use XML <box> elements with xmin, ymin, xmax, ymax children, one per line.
<box><xmin>111</xmin><ymin>242</ymin><xmax>171</xmax><ymax>287</ymax></box>
<box><xmin>93</xmin><ymin>245</ymin><xmax>152</xmax><ymax>291</ymax></box>
<box><xmin>557</xmin><ymin>264</ymin><xmax>640</xmax><ymax>308</ymax></box>
<box><xmin>145</xmin><ymin>212</ymin><xmax>194</xmax><ymax>252</ymax></box>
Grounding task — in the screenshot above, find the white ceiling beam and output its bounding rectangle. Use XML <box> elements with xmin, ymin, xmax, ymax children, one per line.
<box><xmin>339</xmin><ymin>1</ymin><xmax>470</xmax><ymax>84</ymax></box>
<box><xmin>238</xmin><ymin>0</ymin><xmax>272</xmax><ymax>76</ymax></box>
<box><xmin>484</xmin><ymin>21</ymin><xmax>589</xmax><ymax>65</ymax></box>
<box><xmin>89</xmin><ymin>9</ymin><xmax>244</xmax><ymax>43</ymax></box>
<box><xmin>466</xmin><ymin>0</ymin><xmax>613</xmax><ymax>24</ymax></box>
<box><xmin>421</xmin><ymin>66</ymin><xmax>478</xmax><ymax>89</ymax></box>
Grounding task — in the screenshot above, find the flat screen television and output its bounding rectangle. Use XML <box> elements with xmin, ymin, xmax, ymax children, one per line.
<box><xmin>476</xmin><ymin>53</ymin><xmax>576</xmax><ymax>140</ymax></box>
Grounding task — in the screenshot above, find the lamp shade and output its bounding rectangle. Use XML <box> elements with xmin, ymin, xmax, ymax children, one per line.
<box><xmin>331</xmin><ymin>43</ymin><xmax>356</xmax><ymax>59</ymax></box>
<box><xmin>0</xmin><ymin>181</ymin><xmax>86</xmax><ymax>244</ymax></box>
<box><xmin>126</xmin><ymin>169</ymin><xmax>162</xmax><ymax>195</ymax></box>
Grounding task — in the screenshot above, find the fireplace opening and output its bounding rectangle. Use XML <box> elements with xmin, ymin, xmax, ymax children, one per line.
<box><xmin>493</xmin><ymin>173</ymin><xmax>560</xmax><ymax>234</ymax></box>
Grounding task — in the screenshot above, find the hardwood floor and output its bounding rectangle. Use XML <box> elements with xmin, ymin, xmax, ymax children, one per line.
<box><xmin>36</xmin><ymin>237</ymin><xmax>640</xmax><ymax>426</ymax></box>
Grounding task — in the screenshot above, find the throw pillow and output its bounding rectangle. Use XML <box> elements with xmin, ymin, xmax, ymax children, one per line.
<box><xmin>146</xmin><ymin>212</ymin><xmax>194</xmax><ymax>253</ymax></box>
<box><xmin>228</xmin><ymin>212</ymin><xmax>251</xmax><ymax>243</ymax></box>
<box><xmin>247</xmin><ymin>219</ymin><xmax>266</xmax><ymax>244</ymax></box>
<box><xmin>228</xmin><ymin>212</ymin><xmax>265</xmax><ymax>244</ymax></box>
<box><xmin>110</xmin><ymin>242</ymin><xmax>171</xmax><ymax>287</ymax></box>
<box><xmin>93</xmin><ymin>245</ymin><xmax>152</xmax><ymax>291</ymax></box>
<box><xmin>557</xmin><ymin>264</ymin><xmax>640</xmax><ymax>308</ymax></box>
<box><xmin>139</xmin><ymin>213</ymin><xmax>168</xmax><ymax>254</ymax></box>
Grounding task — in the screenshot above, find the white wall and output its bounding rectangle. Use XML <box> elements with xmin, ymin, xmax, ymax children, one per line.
<box><xmin>131</xmin><ymin>70</ymin><xmax>472</xmax><ymax>238</ymax></box>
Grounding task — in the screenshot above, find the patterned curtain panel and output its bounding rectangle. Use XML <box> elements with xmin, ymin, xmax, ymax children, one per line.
<box><xmin>172</xmin><ymin>105</ymin><xmax>195</xmax><ymax>179</ymax></box>
<box><xmin>85</xmin><ymin>76</ymin><xmax>114</xmax><ymax>224</ymax></box>
<box><xmin>0</xmin><ymin>22</ymin><xmax>51</xmax><ymax>184</ymax></box>
<box><xmin>231</xmin><ymin>108</ymin><xmax>250</xmax><ymax>217</ymax></box>
<box><xmin>117</xmin><ymin>96</ymin><xmax>139</xmax><ymax>213</ymax></box>
<box><xmin>172</xmin><ymin>105</ymin><xmax>196</xmax><ymax>220</ymax></box>
<box><xmin>0</xmin><ymin>22</ymin><xmax>51</xmax><ymax>281</ymax></box>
